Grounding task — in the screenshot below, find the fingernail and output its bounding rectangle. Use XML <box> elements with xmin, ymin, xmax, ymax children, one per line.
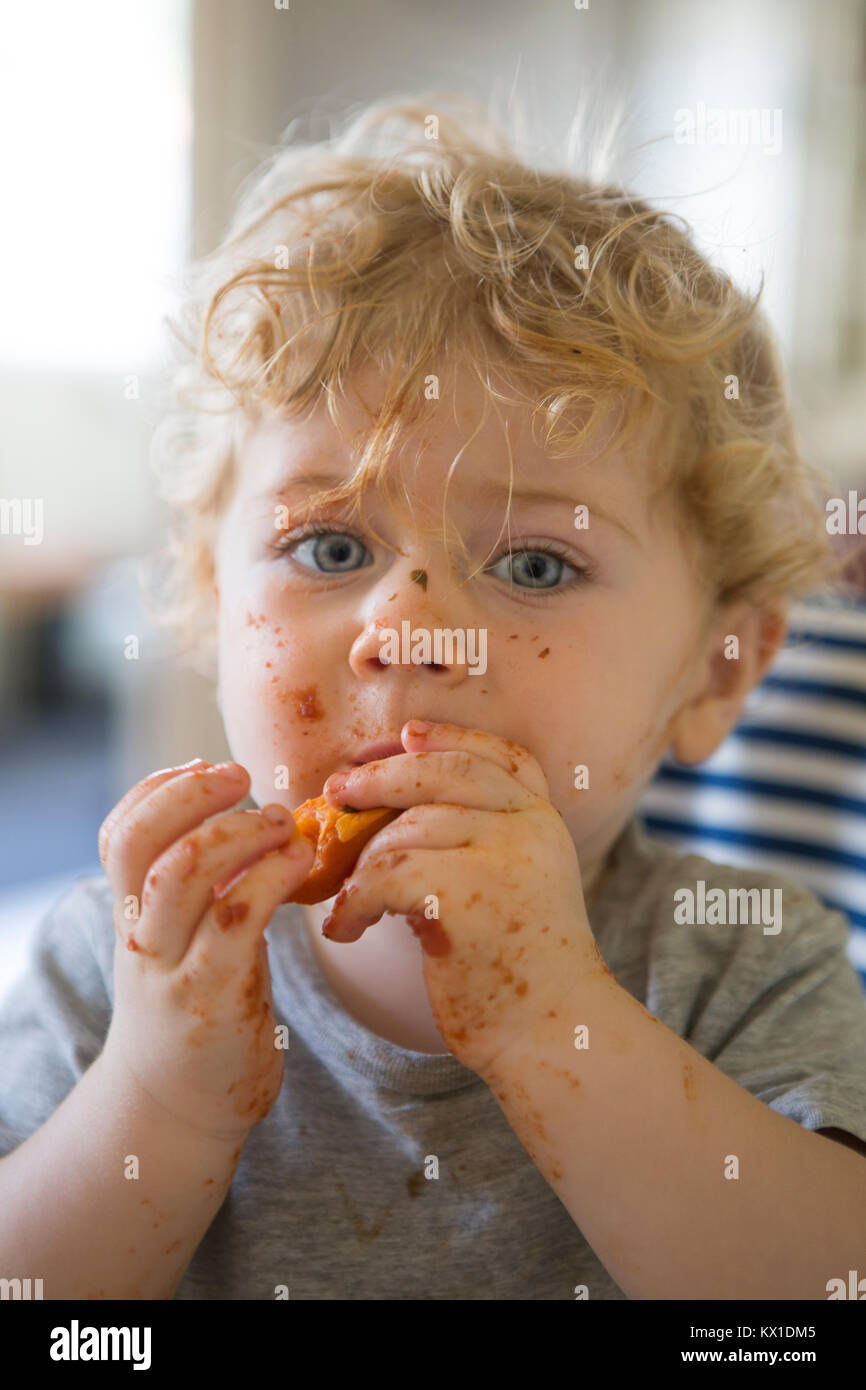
<box><xmin>325</xmin><ymin>772</ymin><xmax>349</xmax><ymax>797</ymax></box>
<box><xmin>262</xmin><ymin>803</ymin><xmax>290</xmax><ymax>825</ymax></box>
<box><xmin>406</xmin><ymin>720</ymin><xmax>432</xmax><ymax>736</ymax></box>
<box><xmin>178</xmin><ymin>758</ymin><xmax>205</xmax><ymax>770</ymax></box>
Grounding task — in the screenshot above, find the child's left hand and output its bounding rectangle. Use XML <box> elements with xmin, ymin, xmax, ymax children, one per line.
<box><xmin>319</xmin><ymin>719</ymin><xmax>603</xmax><ymax>1080</ymax></box>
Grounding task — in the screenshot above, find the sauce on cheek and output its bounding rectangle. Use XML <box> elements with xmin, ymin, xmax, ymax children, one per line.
<box><xmin>286</xmin><ymin>685</ymin><xmax>324</xmax><ymax>719</ymax></box>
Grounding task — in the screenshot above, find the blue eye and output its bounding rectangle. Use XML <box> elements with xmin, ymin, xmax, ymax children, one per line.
<box><xmin>485</xmin><ymin>543</ymin><xmax>591</xmax><ymax>598</ymax></box>
<box><xmin>277</xmin><ymin>524</ymin><xmax>371</xmax><ymax>574</ymax></box>
<box><xmin>487</xmin><ymin>547</ymin><xmax>568</xmax><ymax>591</ymax></box>
<box><xmin>273</xmin><ymin>525</ymin><xmax>592</xmax><ymax>597</ymax></box>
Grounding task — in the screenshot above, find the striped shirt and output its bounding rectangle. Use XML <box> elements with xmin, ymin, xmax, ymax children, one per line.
<box><xmin>639</xmin><ymin>597</ymin><xmax>866</xmax><ymax>990</ymax></box>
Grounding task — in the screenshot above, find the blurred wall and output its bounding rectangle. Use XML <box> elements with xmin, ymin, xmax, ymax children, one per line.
<box><xmin>190</xmin><ymin>0</ymin><xmax>625</xmax><ymax>256</ymax></box>
<box><xmin>190</xmin><ymin>0</ymin><xmax>866</xmax><ymax>479</ymax></box>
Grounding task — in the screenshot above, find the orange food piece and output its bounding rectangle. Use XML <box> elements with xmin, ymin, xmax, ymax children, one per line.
<box><xmin>284</xmin><ymin>795</ymin><xmax>401</xmax><ymax>905</ymax></box>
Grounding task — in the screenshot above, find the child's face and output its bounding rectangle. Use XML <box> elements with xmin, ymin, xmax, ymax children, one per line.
<box><xmin>212</xmin><ymin>367</ymin><xmax>716</xmax><ymax>884</ymax></box>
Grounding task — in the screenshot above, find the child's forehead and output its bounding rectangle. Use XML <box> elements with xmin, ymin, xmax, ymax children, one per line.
<box><xmin>241</xmin><ymin>373</ymin><xmax>656</xmax><ymax>512</ymax></box>
<box><xmin>251</xmin><ymin>368</ymin><xmax>522</xmax><ymax>456</ymax></box>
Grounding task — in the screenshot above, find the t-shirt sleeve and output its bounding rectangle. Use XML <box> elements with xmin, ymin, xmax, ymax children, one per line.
<box><xmin>0</xmin><ymin>874</ymin><xmax>116</xmax><ymax>1157</ymax></box>
<box><xmin>685</xmin><ymin>883</ymin><xmax>866</xmax><ymax>1145</ymax></box>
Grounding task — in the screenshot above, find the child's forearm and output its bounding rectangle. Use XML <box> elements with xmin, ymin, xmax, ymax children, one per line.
<box><xmin>484</xmin><ymin>969</ymin><xmax>866</xmax><ymax>1300</ymax></box>
<box><xmin>0</xmin><ymin>1046</ymin><xmax>244</xmax><ymax>1300</ymax></box>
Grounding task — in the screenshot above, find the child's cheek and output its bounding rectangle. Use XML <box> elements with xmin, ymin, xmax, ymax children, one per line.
<box><xmin>609</xmin><ymin>708</ymin><xmax>680</xmax><ymax>791</ymax></box>
<box><xmin>216</xmin><ymin>612</ymin><xmax>338</xmax><ymax>803</ymax></box>
<box><xmin>227</xmin><ymin>604</ymin><xmax>318</xmax><ymax>692</ymax></box>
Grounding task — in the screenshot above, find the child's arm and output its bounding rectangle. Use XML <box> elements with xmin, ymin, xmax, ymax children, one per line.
<box><xmin>0</xmin><ymin>757</ymin><xmax>315</xmax><ymax>1300</ymax></box>
<box><xmin>483</xmin><ymin>973</ymin><xmax>866</xmax><ymax>1300</ymax></box>
<box><xmin>0</xmin><ymin>1044</ymin><xmax>243</xmax><ymax>1300</ymax></box>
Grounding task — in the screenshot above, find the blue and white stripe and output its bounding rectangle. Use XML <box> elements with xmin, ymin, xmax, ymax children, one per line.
<box><xmin>639</xmin><ymin>598</ymin><xmax>866</xmax><ymax>990</ymax></box>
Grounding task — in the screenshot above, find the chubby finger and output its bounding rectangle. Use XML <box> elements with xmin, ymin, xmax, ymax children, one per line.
<box><xmin>126</xmin><ymin>805</ymin><xmax>301</xmax><ymax>964</ymax></box>
<box><xmin>324</xmin><ymin>747</ymin><xmax>539</xmax><ymax>816</ymax></box>
<box><xmin>103</xmin><ymin>762</ymin><xmax>251</xmax><ymax>903</ymax></box>
<box><xmin>192</xmin><ymin>833</ymin><xmax>316</xmax><ymax>966</ymax></box>
<box><xmin>342</xmin><ymin>803</ymin><xmax>485</xmax><ymax>860</ymax></box>
<box><xmin>320</xmin><ymin>845</ymin><xmax>461</xmax><ymax>952</ymax></box>
<box><xmin>99</xmin><ymin>758</ymin><xmax>213</xmax><ymax>867</ymax></box>
<box><xmin>402</xmin><ymin>720</ymin><xmax>549</xmax><ymax>798</ymax></box>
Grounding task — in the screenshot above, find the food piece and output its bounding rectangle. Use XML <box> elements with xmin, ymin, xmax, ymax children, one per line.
<box><xmin>283</xmin><ymin>794</ymin><xmax>401</xmax><ymax>905</ymax></box>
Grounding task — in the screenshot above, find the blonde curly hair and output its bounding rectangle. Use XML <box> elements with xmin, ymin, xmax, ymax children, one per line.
<box><xmin>144</xmin><ymin>91</ymin><xmax>843</xmax><ymax>679</ymax></box>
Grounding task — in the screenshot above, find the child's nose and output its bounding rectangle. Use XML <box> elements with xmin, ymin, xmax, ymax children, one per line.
<box><xmin>347</xmin><ymin>563</ymin><xmax>475</xmax><ymax>682</ymax></box>
<box><xmin>349</xmin><ymin>621</ymin><xmax>446</xmax><ymax>675</ymax></box>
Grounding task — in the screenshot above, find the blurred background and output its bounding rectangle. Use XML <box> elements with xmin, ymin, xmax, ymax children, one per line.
<box><xmin>1</xmin><ymin>0</ymin><xmax>865</xmax><ymax>993</ymax></box>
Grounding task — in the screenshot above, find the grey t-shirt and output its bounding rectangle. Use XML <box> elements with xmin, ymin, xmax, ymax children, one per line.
<box><xmin>1</xmin><ymin>815</ymin><xmax>865</xmax><ymax>1300</ymax></box>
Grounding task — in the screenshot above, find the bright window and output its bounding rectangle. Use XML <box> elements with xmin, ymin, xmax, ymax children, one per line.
<box><xmin>0</xmin><ymin>0</ymin><xmax>192</xmax><ymax>372</ymax></box>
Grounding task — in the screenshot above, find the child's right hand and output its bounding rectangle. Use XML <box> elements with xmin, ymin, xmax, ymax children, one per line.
<box><xmin>97</xmin><ymin>759</ymin><xmax>315</xmax><ymax>1142</ymax></box>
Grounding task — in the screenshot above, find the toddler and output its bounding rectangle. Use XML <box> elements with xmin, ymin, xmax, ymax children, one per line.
<box><xmin>2</xmin><ymin>94</ymin><xmax>865</xmax><ymax>1301</ymax></box>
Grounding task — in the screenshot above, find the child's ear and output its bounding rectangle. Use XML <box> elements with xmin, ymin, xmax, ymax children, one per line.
<box><xmin>667</xmin><ymin>600</ymin><xmax>788</xmax><ymax>766</ymax></box>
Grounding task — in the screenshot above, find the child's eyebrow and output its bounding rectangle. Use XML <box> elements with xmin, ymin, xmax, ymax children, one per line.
<box><xmin>261</xmin><ymin>469</ymin><xmax>345</xmax><ymax>500</ymax></box>
<box><xmin>257</xmin><ymin>469</ymin><xmax>641</xmax><ymax>548</ymax></box>
<box><xmin>473</xmin><ymin>479</ymin><xmax>641</xmax><ymax>546</ymax></box>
